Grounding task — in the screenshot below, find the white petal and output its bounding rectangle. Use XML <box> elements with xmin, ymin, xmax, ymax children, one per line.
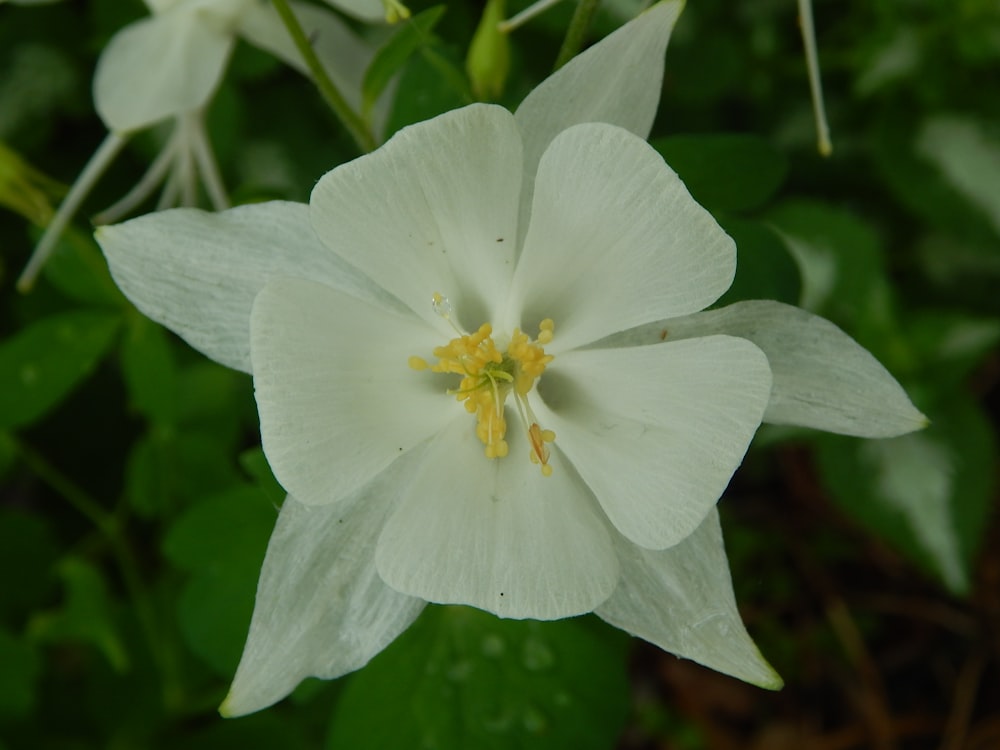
<box><xmin>94</xmin><ymin>8</ymin><xmax>234</xmax><ymax>132</ymax></box>
<box><xmin>601</xmin><ymin>301</ymin><xmax>928</xmax><ymax>438</ymax></box>
<box><xmin>596</xmin><ymin>509</ymin><xmax>782</xmax><ymax>689</ymax></box>
<box><xmin>310</xmin><ymin>104</ymin><xmax>522</xmax><ymax>334</ymax></box>
<box><xmin>220</xmin><ymin>464</ymin><xmax>426</xmax><ymax>716</ymax></box>
<box><xmin>539</xmin><ymin>336</ymin><xmax>771</xmax><ymax>549</ymax></box>
<box><xmin>238</xmin><ymin>1</ymin><xmax>373</xmax><ymax>114</ymax></box>
<box><xmin>506</xmin><ymin>123</ymin><xmax>735</xmax><ymax>350</ymax></box>
<box><xmin>251</xmin><ymin>278</ymin><xmax>452</xmax><ymax>506</ymax></box>
<box><xmin>375</xmin><ymin>418</ymin><xmax>619</xmax><ymax>620</ymax></box>
<box><xmin>96</xmin><ymin>201</ymin><xmax>394</xmax><ymax>373</ymax></box>
<box><xmin>514</xmin><ymin>0</ymin><xmax>683</xmax><ymax>229</ymax></box>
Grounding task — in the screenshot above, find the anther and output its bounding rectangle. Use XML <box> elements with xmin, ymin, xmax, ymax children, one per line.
<box><xmin>411</xmin><ymin>297</ymin><xmax>558</xmax><ymax>474</ymax></box>
<box><xmin>537</xmin><ymin>318</ymin><xmax>554</xmax><ymax>345</ymax></box>
<box><xmin>527</xmin><ymin>422</ymin><xmax>555</xmax><ymax>477</ymax></box>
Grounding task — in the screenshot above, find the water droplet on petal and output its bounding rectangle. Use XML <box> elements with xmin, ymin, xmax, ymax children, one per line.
<box><xmin>432</xmin><ymin>292</ymin><xmax>453</xmax><ymax>318</ymax></box>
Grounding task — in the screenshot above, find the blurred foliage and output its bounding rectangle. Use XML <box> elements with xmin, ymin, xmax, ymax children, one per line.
<box><xmin>0</xmin><ymin>0</ymin><xmax>998</xmax><ymax>748</ymax></box>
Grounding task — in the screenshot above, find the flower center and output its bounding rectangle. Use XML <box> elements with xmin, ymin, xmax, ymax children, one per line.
<box><xmin>408</xmin><ymin>294</ymin><xmax>557</xmax><ymax>476</ymax></box>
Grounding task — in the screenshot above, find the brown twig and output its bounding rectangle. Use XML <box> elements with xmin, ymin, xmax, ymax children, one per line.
<box><xmin>938</xmin><ymin>648</ymin><xmax>988</xmax><ymax>750</ymax></box>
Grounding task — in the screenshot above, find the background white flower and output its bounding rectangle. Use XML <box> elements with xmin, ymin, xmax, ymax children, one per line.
<box><xmin>95</xmin><ymin>0</ymin><xmax>925</xmax><ymax>717</ymax></box>
<box><xmin>17</xmin><ymin>0</ymin><xmax>377</xmax><ymax>290</ymax></box>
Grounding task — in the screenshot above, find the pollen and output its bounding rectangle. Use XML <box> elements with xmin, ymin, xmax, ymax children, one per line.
<box><xmin>412</xmin><ymin>294</ymin><xmax>557</xmax><ymax>475</ymax></box>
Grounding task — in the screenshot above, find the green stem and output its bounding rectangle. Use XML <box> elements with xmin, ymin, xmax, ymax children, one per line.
<box><xmin>553</xmin><ymin>0</ymin><xmax>601</xmax><ymax>71</ymax></box>
<box><xmin>14</xmin><ymin>439</ymin><xmax>180</xmax><ymax>708</ymax></box>
<box><xmin>271</xmin><ymin>0</ymin><xmax>377</xmax><ymax>153</ymax></box>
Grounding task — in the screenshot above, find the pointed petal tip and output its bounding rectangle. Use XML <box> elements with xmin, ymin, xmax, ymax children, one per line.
<box><xmin>217</xmin><ymin>693</ymin><xmax>239</xmax><ymax>719</ymax></box>
<box><xmin>905</xmin><ymin>412</ymin><xmax>933</xmax><ymax>435</ymax></box>
<box><xmin>683</xmin><ymin>636</ymin><xmax>784</xmax><ymax>691</ymax></box>
<box><xmin>217</xmin><ymin>688</ymin><xmax>271</xmax><ymax>718</ymax></box>
<box><xmin>757</xmin><ymin>667</ymin><xmax>785</xmax><ymax>691</ymax></box>
<box><xmin>685</xmin><ymin>636</ymin><xmax>783</xmax><ymax>691</ymax></box>
<box><xmin>744</xmin><ymin>647</ymin><xmax>784</xmax><ymax>690</ymax></box>
<box><xmin>868</xmin><ymin>404</ymin><xmax>931</xmax><ymax>439</ymax></box>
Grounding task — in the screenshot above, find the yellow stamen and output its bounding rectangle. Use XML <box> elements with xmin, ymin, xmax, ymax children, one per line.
<box><xmin>527</xmin><ymin>422</ymin><xmax>556</xmax><ymax>477</ymax></box>
<box><xmin>413</xmin><ymin>296</ymin><xmax>557</xmax><ymax>475</ymax></box>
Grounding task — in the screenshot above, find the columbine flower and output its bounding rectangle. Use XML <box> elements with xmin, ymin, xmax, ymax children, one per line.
<box><xmin>256</xmin><ymin>101</ymin><xmax>777</xmax><ymax>613</ymax></box>
<box><xmin>17</xmin><ymin>0</ymin><xmax>378</xmax><ymax>290</ymax></box>
<box><xmin>96</xmin><ymin>0</ymin><xmax>925</xmax><ymax>716</ymax></box>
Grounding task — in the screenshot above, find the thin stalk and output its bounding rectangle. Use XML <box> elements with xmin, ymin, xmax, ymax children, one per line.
<box><xmin>553</xmin><ymin>0</ymin><xmax>600</xmax><ymax>71</ymax></box>
<box><xmin>17</xmin><ymin>132</ymin><xmax>126</xmax><ymax>292</ymax></box>
<box><xmin>271</xmin><ymin>0</ymin><xmax>376</xmax><ymax>153</ymax></box>
<box><xmin>189</xmin><ymin>113</ymin><xmax>230</xmax><ymax>211</ymax></box>
<box><xmin>498</xmin><ymin>0</ymin><xmax>563</xmax><ymax>33</ymax></box>
<box><xmin>94</xmin><ymin>130</ymin><xmax>180</xmax><ymax>224</ymax></box>
<box><xmin>157</xmin><ymin>167</ymin><xmax>182</xmax><ymax>211</ymax></box>
<box><xmin>14</xmin><ymin>439</ymin><xmax>180</xmax><ymax>708</ymax></box>
<box><xmin>798</xmin><ymin>0</ymin><xmax>832</xmax><ymax>156</ymax></box>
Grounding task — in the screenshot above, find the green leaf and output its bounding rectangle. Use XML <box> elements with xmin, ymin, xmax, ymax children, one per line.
<box><xmin>650</xmin><ymin>134</ymin><xmax>788</xmax><ymax>214</ymax></box>
<box><xmin>120</xmin><ymin>313</ymin><xmax>178</xmax><ymax>425</ymax></box>
<box><xmin>764</xmin><ymin>200</ymin><xmax>888</xmax><ymax>325</ymax></box>
<box><xmin>328</xmin><ymin>606</ymin><xmax>630</xmax><ymax>750</ymax></box>
<box><xmin>362</xmin><ymin>6</ymin><xmax>447</xmax><ymax>119</ymax></box>
<box><xmin>28</xmin><ymin>557</ymin><xmax>129</xmax><ymax>672</ymax></box>
<box><xmin>176</xmin><ymin>361</ymin><xmax>252</xmax><ymax>433</ymax></box>
<box><xmin>239</xmin><ymin>447</ymin><xmax>286</xmax><ymax>506</ymax></box>
<box><xmin>124</xmin><ymin>431</ymin><xmax>174</xmax><ymax>518</ymax></box>
<box><xmin>0</xmin><ymin>509</ymin><xmax>58</xmax><ymax>623</ymax></box>
<box><xmin>0</xmin><ymin>627</ymin><xmax>41</xmax><ymax>717</ymax></box>
<box><xmin>0</xmin><ymin>431</ymin><xmax>13</xmax><ymax>480</ymax></box>
<box><xmin>874</xmin><ymin>110</ymin><xmax>999</xmax><ymax>247</ymax></box>
<box><xmin>816</xmin><ymin>393</ymin><xmax>995</xmax><ymax>595</ymax></box>
<box><xmin>183</xmin><ymin>712</ymin><xmax>309</xmax><ymax>750</ymax></box>
<box><xmin>715</xmin><ymin>218</ymin><xmax>800</xmax><ymax>306</ymax></box>
<box><xmin>41</xmin><ymin>227</ymin><xmax>126</xmax><ymax>307</ymax></box>
<box><xmin>125</xmin><ymin>424</ymin><xmax>246</xmax><ymax>518</ymax></box>
<box><xmin>163</xmin><ymin>487</ymin><xmax>276</xmax><ymax>676</ymax></box>
<box><xmin>385</xmin><ymin>43</ymin><xmax>472</xmax><ymax>138</ymax></box>
<box><xmin>0</xmin><ymin>310</ymin><xmax>120</xmax><ymax>430</ymax></box>
<box><xmin>904</xmin><ymin>311</ymin><xmax>1000</xmax><ymax>389</ymax></box>
<box><xmin>913</xmin><ymin>114</ymin><xmax>1000</xmax><ymax>239</ymax></box>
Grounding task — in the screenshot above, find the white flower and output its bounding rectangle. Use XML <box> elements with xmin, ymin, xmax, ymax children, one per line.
<box><xmin>246</xmin><ymin>101</ymin><xmax>776</xmax><ymax>614</ymax></box>
<box><xmin>95</xmin><ymin>0</ymin><xmax>925</xmax><ymax>716</ymax></box>
<box><xmin>17</xmin><ymin>0</ymin><xmax>376</xmax><ymax>290</ymax></box>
